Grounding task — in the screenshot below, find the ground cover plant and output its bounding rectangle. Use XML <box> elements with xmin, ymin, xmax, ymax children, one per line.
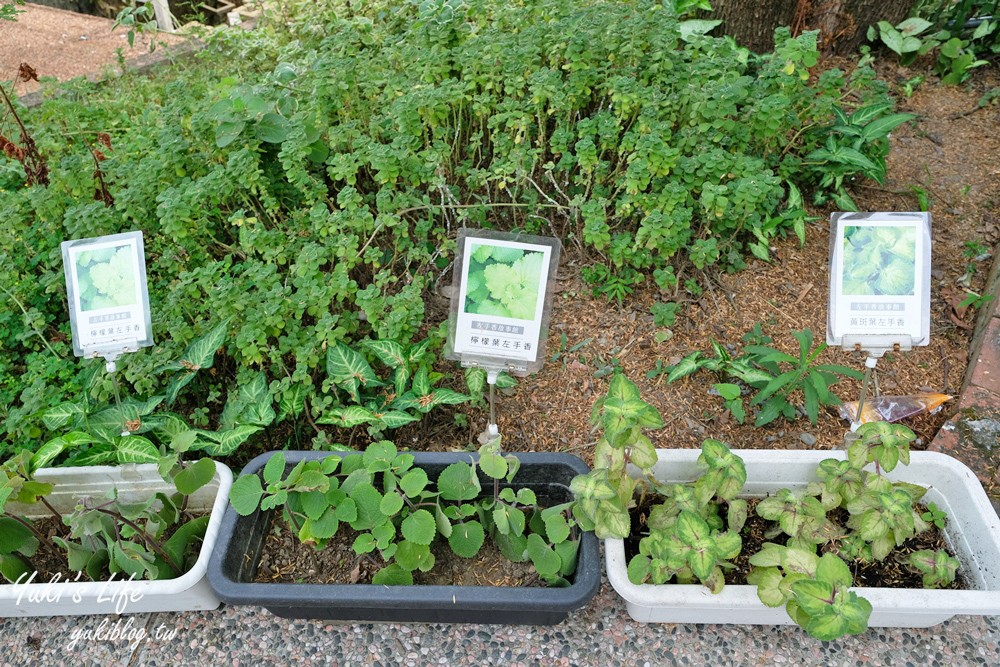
<box><xmin>1</xmin><ymin>0</ymin><xmax>912</xmax><ymax>461</ymax></box>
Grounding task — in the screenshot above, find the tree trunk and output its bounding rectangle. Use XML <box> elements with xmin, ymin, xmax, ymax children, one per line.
<box><xmin>710</xmin><ymin>0</ymin><xmax>918</xmax><ymax>54</ymax></box>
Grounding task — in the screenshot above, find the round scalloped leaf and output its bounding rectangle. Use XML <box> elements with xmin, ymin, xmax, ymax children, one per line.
<box><xmin>229</xmin><ymin>474</ymin><xmax>264</xmax><ymax>516</ymax></box>
<box><xmin>399</xmin><ymin>468</ymin><xmax>429</xmax><ymax>497</ymax></box>
<box><xmin>372</xmin><ymin>563</ymin><xmax>413</xmax><ymax>586</ymax></box>
<box><xmin>379</xmin><ymin>491</ymin><xmax>405</xmax><ymax>516</ymax></box>
<box><xmin>447</xmin><ymin>520</ymin><xmax>485</xmax><ymax>558</ymax></box>
<box><xmin>401</xmin><ymin>509</ymin><xmax>436</xmax><ymax>545</ymax></box>
<box><xmin>525</xmin><ymin>533</ymin><xmax>561</xmax><ymax>578</ymax></box>
<box><xmin>395</xmin><ymin>540</ymin><xmax>435</xmax><ymax>572</ymax></box>
<box><xmin>437</xmin><ymin>462</ymin><xmax>481</xmax><ymax>501</ymax></box>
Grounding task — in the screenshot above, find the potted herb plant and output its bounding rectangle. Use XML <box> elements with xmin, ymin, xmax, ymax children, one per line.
<box><xmin>572</xmin><ymin>373</ymin><xmax>1000</xmax><ymax>638</ymax></box>
<box><xmin>207</xmin><ymin>440</ymin><xmax>600</xmax><ymax>624</ymax></box>
<box><xmin>0</xmin><ymin>448</ymin><xmax>232</xmax><ymax>617</ymax></box>
<box><xmin>0</xmin><ymin>323</ymin><xmax>259</xmax><ymax>617</ymax></box>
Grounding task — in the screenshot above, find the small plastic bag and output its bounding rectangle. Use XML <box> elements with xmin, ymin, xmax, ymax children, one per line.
<box><xmin>838</xmin><ymin>393</ymin><xmax>952</xmax><ymax>424</ymax></box>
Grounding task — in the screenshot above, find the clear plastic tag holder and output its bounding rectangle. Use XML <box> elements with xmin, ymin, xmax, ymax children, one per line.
<box><xmin>827</xmin><ymin>212</ymin><xmax>931</xmax><ymax>359</ymax></box>
<box><xmin>444</xmin><ymin>229</ymin><xmax>561</xmax><ymax>441</ymax></box>
<box><xmin>445</xmin><ymin>228</ymin><xmax>561</xmax><ymax>374</ymax></box>
<box><xmin>62</xmin><ymin>231</ymin><xmax>154</xmax><ymax>435</ymax></box>
<box><xmin>826</xmin><ymin>212</ymin><xmax>932</xmax><ymax>439</ymax></box>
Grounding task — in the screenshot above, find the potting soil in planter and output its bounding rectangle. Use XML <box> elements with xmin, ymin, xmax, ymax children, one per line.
<box><xmin>256</xmin><ymin>521</ymin><xmax>551</xmax><ymax>587</ymax></box>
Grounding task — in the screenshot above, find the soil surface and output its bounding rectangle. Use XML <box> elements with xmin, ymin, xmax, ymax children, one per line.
<box><xmin>255</xmin><ymin>520</ymin><xmax>543</xmax><ymax>587</ymax></box>
<box><xmin>0</xmin><ymin>3</ymin><xmax>183</xmax><ymax>96</ymax></box>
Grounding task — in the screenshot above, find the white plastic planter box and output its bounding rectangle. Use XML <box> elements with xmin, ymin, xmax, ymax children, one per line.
<box><xmin>606</xmin><ymin>449</ymin><xmax>1000</xmax><ymax>628</ymax></box>
<box><xmin>0</xmin><ymin>461</ymin><xmax>232</xmax><ymax>617</ymax></box>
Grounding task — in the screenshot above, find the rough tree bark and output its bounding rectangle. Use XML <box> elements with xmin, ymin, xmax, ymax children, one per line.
<box><xmin>710</xmin><ymin>0</ymin><xmax>919</xmax><ymax>54</ymax></box>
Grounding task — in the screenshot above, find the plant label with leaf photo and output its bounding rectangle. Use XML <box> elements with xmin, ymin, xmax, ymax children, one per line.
<box><xmin>61</xmin><ymin>231</ymin><xmax>154</xmax><ymax>358</ymax></box>
<box><xmin>447</xmin><ymin>230</ymin><xmax>560</xmax><ymax>373</ymax></box>
<box><xmin>827</xmin><ymin>213</ymin><xmax>931</xmax><ymax>354</ymax></box>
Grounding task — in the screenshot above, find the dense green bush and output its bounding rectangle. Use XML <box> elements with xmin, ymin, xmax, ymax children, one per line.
<box><xmin>0</xmin><ymin>0</ymin><xmax>901</xmax><ymax>455</ymax></box>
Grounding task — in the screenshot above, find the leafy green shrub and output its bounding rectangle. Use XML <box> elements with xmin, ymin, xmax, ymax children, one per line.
<box><xmin>1</xmin><ymin>0</ymin><xmax>901</xmax><ymax>453</ymax></box>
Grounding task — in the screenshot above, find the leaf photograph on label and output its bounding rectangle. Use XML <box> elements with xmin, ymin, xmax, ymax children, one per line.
<box><xmin>841</xmin><ymin>226</ymin><xmax>916</xmax><ymax>296</ymax></box>
<box><xmin>76</xmin><ymin>244</ymin><xmax>138</xmax><ymax>311</ymax></box>
<box><xmin>464</xmin><ymin>243</ymin><xmax>545</xmax><ymax>320</ymax></box>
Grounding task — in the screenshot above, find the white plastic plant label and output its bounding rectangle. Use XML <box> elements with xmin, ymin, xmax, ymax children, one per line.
<box><xmin>827</xmin><ymin>212</ymin><xmax>931</xmax><ymax>355</ymax></box>
<box><xmin>446</xmin><ymin>229</ymin><xmax>560</xmax><ymax>374</ymax></box>
<box><xmin>61</xmin><ymin>231</ymin><xmax>154</xmax><ymax>358</ymax></box>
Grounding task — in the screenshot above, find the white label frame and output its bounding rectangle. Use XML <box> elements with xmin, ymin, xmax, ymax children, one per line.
<box><xmin>61</xmin><ymin>231</ymin><xmax>154</xmax><ymax>358</ymax></box>
<box><xmin>446</xmin><ymin>229</ymin><xmax>561</xmax><ymax>374</ymax></box>
<box><xmin>827</xmin><ymin>212</ymin><xmax>931</xmax><ymax>355</ymax></box>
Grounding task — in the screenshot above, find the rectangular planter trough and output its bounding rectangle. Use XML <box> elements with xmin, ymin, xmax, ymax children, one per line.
<box><xmin>0</xmin><ymin>461</ymin><xmax>233</xmax><ymax>617</ymax></box>
<box><xmin>208</xmin><ymin>451</ymin><xmax>601</xmax><ymax>624</ymax></box>
<box><xmin>606</xmin><ymin>449</ymin><xmax>1000</xmax><ymax>628</ymax></box>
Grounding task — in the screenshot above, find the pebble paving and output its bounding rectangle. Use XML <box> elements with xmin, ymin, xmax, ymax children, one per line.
<box><xmin>2</xmin><ymin>577</ymin><xmax>999</xmax><ymax>666</ymax></box>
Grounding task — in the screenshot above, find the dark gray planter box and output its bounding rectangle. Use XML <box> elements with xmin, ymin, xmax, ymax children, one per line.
<box><xmin>207</xmin><ymin>451</ymin><xmax>600</xmax><ymax>624</ymax></box>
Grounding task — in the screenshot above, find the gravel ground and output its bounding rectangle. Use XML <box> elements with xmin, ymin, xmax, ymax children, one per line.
<box><xmin>1</xmin><ymin>576</ymin><xmax>998</xmax><ymax>667</ymax></box>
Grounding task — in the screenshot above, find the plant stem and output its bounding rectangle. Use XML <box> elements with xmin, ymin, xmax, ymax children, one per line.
<box><xmin>38</xmin><ymin>496</ymin><xmax>63</xmax><ymax>523</ymax></box>
<box><xmin>0</xmin><ymin>285</ymin><xmax>61</xmax><ymax>359</ymax></box>
<box><xmin>5</xmin><ymin>512</ymin><xmax>60</xmax><ymax>555</ymax></box>
<box><xmin>95</xmin><ymin>508</ymin><xmax>182</xmax><ymax>575</ymax></box>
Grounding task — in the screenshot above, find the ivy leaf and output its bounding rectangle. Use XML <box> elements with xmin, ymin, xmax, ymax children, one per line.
<box><xmin>171</xmin><ymin>320</ymin><xmax>230</xmax><ymax>372</ymax></box>
<box><xmin>41</xmin><ymin>401</ymin><xmax>85</xmax><ymax>431</ymax></box>
<box><xmin>276</xmin><ymin>384</ymin><xmax>305</xmax><ymax>421</ymax></box>
<box><xmin>114</xmin><ymin>436</ymin><xmax>160</xmax><ymax>463</ymax></box>
<box><xmin>361</xmin><ymin>339</ymin><xmax>407</xmax><ymax>368</ymax></box>
<box><xmin>326</xmin><ymin>342</ymin><xmax>383</xmax><ymax>401</ymax></box>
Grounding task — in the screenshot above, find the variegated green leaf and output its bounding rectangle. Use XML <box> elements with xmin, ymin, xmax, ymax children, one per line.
<box><xmin>41</xmin><ymin>402</ymin><xmax>85</xmax><ymax>431</ymax></box>
<box><xmin>114</xmin><ymin>436</ymin><xmax>160</xmax><ymax>463</ymax></box>
<box><xmin>361</xmin><ymin>339</ymin><xmax>406</xmax><ymax>368</ymax></box>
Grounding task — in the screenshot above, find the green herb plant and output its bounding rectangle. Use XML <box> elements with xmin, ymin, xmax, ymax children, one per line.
<box><xmin>907</xmin><ymin>549</ymin><xmax>959</xmax><ymax>588</ymax></box>
<box><xmin>803</xmin><ymin>103</ymin><xmax>916</xmax><ymax>211</ymax></box>
<box><xmin>747</xmin><ymin>421</ymin><xmax>951</xmax><ymax>640</ymax></box>
<box><xmin>625</xmin><ymin>439</ymin><xmax>747</xmax><ymax>593</ymax></box>
<box><xmin>0</xmin><ymin>436</ymin><xmax>218</xmax><ymax>584</ymax></box>
<box><xmin>0</xmin><ymin>0</ymin><xmax>24</xmax><ymax>22</ymax></box>
<box><xmin>2</xmin><ymin>0</ymin><xmax>905</xmax><ymax>456</ymax></box>
<box><xmin>41</xmin><ymin>322</ymin><xmax>274</xmax><ymax>464</ymax></box>
<box><xmin>569</xmin><ymin>374</ymin><xmax>664</xmax><ymax>540</ymax></box>
<box><xmin>573</xmin><ymin>375</ymin><xmax>963</xmax><ymax>641</ymax></box>
<box><xmin>315</xmin><ymin>338</ymin><xmax>470</xmax><ymax>438</ymax></box>
<box><xmin>868</xmin><ymin>13</ymin><xmax>996</xmax><ymax>85</ymax></box>
<box><xmin>656</xmin><ymin>328</ymin><xmax>863</xmax><ymax>426</ymax></box>
<box><xmin>229</xmin><ymin>440</ymin><xmax>580</xmax><ymax>586</ymax></box>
